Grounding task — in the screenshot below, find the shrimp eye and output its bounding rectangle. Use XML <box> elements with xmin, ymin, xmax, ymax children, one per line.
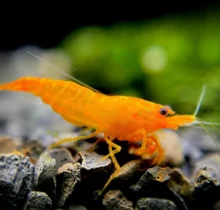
<box><xmin>160</xmin><ymin>107</ymin><xmax>168</xmax><ymax>116</ymax></box>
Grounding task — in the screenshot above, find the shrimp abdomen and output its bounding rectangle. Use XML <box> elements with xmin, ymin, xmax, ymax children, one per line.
<box><xmin>0</xmin><ymin>77</ymin><xmax>100</xmax><ymax>127</ymax></box>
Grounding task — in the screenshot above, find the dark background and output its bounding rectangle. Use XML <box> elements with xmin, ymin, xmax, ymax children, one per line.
<box><xmin>0</xmin><ymin>1</ymin><xmax>219</xmax><ymax>50</ymax></box>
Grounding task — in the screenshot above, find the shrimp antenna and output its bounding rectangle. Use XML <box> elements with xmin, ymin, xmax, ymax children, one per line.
<box><xmin>26</xmin><ymin>50</ymin><xmax>101</xmax><ymax>93</ymax></box>
<box><xmin>193</xmin><ymin>85</ymin><xmax>206</xmax><ymax>116</ymax></box>
<box><xmin>209</xmin><ymin>124</ymin><xmax>220</xmax><ymax>135</ymax></box>
<box><xmin>199</xmin><ymin>123</ymin><xmax>219</xmax><ymax>148</ymax></box>
<box><xmin>191</xmin><ymin>85</ymin><xmax>219</xmax><ymax>148</ymax></box>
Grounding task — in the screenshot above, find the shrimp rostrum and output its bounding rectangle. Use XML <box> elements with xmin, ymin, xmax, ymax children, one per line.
<box><xmin>0</xmin><ymin>77</ymin><xmax>211</xmax><ymax>193</ymax></box>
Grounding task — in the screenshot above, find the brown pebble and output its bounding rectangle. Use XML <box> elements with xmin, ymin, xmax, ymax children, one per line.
<box><xmin>168</xmin><ymin>168</ymin><xmax>193</xmax><ymax>199</ymax></box>
<box><xmin>103</xmin><ymin>190</ymin><xmax>133</xmax><ymax>210</ymax></box>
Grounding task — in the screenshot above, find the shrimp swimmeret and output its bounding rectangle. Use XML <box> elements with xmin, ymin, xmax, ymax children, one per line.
<box><xmin>0</xmin><ymin>77</ymin><xmax>217</xmax><ymax>193</ymax></box>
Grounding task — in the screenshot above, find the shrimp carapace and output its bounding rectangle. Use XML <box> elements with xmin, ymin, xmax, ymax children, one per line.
<box><xmin>0</xmin><ymin>77</ymin><xmax>203</xmax><ymax>194</ymax></box>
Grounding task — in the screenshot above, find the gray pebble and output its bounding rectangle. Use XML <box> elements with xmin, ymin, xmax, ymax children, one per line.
<box><xmin>34</xmin><ymin>151</ymin><xmax>56</xmax><ymax>200</ymax></box>
<box><xmin>131</xmin><ymin>166</ymin><xmax>171</xmax><ymax>192</ymax></box>
<box><xmin>192</xmin><ymin>154</ymin><xmax>220</xmax><ymax>182</ymax></box>
<box><xmin>135</xmin><ymin>197</ymin><xmax>178</xmax><ymax>210</ymax></box>
<box><xmin>48</xmin><ymin>148</ymin><xmax>76</xmax><ymax>171</ymax></box>
<box><xmin>14</xmin><ymin>157</ymin><xmax>34</xmax><ymax>206</ymax></box>
<box><xmin>56</xmin><ymin>163</ymin><xmax>81</xmax><ymax>207</ymax></box>
<box><xmin>0</xmin><ymin>153</ymin><xmax>34</xmax><ymax>209</ymax></box>
<box><xmin>79</xmin><ymin>151</ymin><xmax>111</xmax><ymax>172</ymax></box>
<box><xmin>23</xmin><ymin>191</ymin><xmax>52</xmax><ymax>210</ymax></box>
<box><xmin>103</xmin><ymin>190</ymin><xmax>133</xmax><ymax>210</ymax></box>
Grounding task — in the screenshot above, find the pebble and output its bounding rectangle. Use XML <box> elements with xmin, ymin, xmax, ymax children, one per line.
<box><xmin>192</xmin><ymin>153</ymin><xmax>220</xmax><ymax>182</ymax></box>
<box><xmin>130</xmin><ymin>166</ymin><xmax>171</xmax><ymax>193</ymax></box>
<box><xmin>107</xmin><ymin>160</ymin><xmax>143</xmax><ymax>191</ymax></box>
<box><xmin>34</xmin><ymin>151</ymin><xmax>56</xmax><ymax>201</ymax></box>
<box><xmin>80</xmin><ymin>151</ymin><xmax>112</xmax><ymax>171</ymax></box>
<box><xmin>113</xmin><ymin>160</ymin><xmax>142</xmax><ymax>181</ymax></box>
<box><xmin>102</xmin><ymin>190</ymin><xmax>133</xmax><ymax>210</ymax></box>
<box><xmin>0</xmin><ymin>153</ymin><xmax>34</xmax><ymax>209</ymax></box>
<box><xmin>135</xmin><ymin>197</ymin><xmax>178</xmax><ymax>210</ymax></box>
<box><xmin>23</xmin><ymin>191</ymin><xmax>52</xmax><ymax>210</ymax></box>
<box><xmin>168</xmin><ymin>168</ymin><xmax>193</xmax><ymax>199</ymax></box>
<box><xmin>56</xmin><ymin>163</ymin><xmax>81</xmax><ymax>207</ymax></box>
<box><xmin>193</xmin><ymin>167</ymin><xmax>220</xmax><ymax>209</ymax></box>
<box><xmin>48</xmin><ymin>148</ymin><xmax>76</xmax><ymax>170</ymax></box>
<box><xmin>194</xmin><ymin>166</ymin><xmax>219</xmax><ymax>192</ymax></box>
<box><xmin>131</xmin><ymin>166</ymin><xmax>188</xmax><ymax>210</ymax></box>
<box><xmin>79</xmin><ymin>151</ymin><xmax>112</xmax><ymax>198</ymax></box>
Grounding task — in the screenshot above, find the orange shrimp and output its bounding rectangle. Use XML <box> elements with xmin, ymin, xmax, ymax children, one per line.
<box><xmin>0</xmin><ymin>77</ymin><xmax>207</xmax><ymax>193</ymax></box>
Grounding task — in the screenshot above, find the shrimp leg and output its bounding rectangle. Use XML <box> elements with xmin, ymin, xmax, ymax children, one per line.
<box><xmin>127</xmin><ymin>129</ymin><xmax>164</xmax><ymax>164</ymax></box>
<box><xmin>99</xmin><ymin>137</ymin><xmax>121</xmax><ymax>165</ymax></box>
<box><xmin>137</xmin><ymin>134</ymin><xmax>164</xmax><ymax>165</ymax></box>
<box><xmin>150</xmin><ymin>134</ymin><xmax>164</xmax><ymax>165</ymax></box>
<box><xmin>127</xmin><ymin>129</ymin><xmax>149</xmax><ymax>156</ymax></box>
<box><xmin>99</xmin><ymin>136</ymin><xmax>121</xmax><ymax>194</ymax></box>
<box><xmin>49</xmin><ymin>130</ymin><xmax>99</xmax><ymax>148</ymax></box>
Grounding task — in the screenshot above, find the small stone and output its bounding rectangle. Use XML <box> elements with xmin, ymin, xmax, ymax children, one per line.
<box><xmin>135</xmin><ymin>197</ymin><xmax>178</xmax><ymax>210</ymax></box>
<box><xmin>34</xmin><ymin>151</ymin><xmax>56</xmax><ymax>201</ymax></box>
<box><xmin>56</xmin><ymin>163</ymin><xmax>81</xmax><ymax>207</ymax></box>
<box><xmin>0</xmin><ymin>153</ymin><xmax>34</xmax><ymax>209</ymax></box>
<box><xmin>79</xmin><ymin>151</ymin><xmax>112</xmax><ymax>194</ymax></box>
<box><xmin>131</xmin><ymin>166</ymin><xmax>171</xmax><ymax>192</ymax></box>
<box><xmin>194</xmin><ymin>166</ymin><xmax>219</xmax><ymax>191</ymax></box>
<box><xmin>79</xmin><ymin>151</ymin><xmax>111</xmax><ymax>171</ymax></box>
<box><xmin>114</xmin><ymin>160</ymin><xmax>142</xmax><ymax>181</ymax></box>
<box><xmin>130</xmin><ymin>167</ymin><xmax>188</xmax><ymax>209</ymax></box>
<box><xmin>0</xmin><ymin>153</ymin><xmax>24</xmax><ymax>210</ymax></box>
<box><xmin>103</xmin><ymin>190</ymin><xmax>133</xmax><ymax>210</ymax></box>
<box><xmin>48</xmin><ymin>148</ymin><xmax>76</xmax><ymax>170</ymax></box>
<box><xmin>23</xmin><ymin>191</ymin><xmax>52</xmax><ymax>210</ymax></box>
<box><xmin>107</xmin><ymin>160</ymin><xmax>143</xmax><ymax>191</ymax></box>
<box><xmin>192</xmin><ymin>154</ymin><xmax>220</xmax><ymax>182</ymax></box>
<box><xmin>193</xmin><ymin>167</ymin><xmax>220</xmax><ymax>208</ymax></box>
<box><xmin>168</xmin><ymin>168</ymin><xmax>193</xmax><ymax>199</ymax></box>
<box><xmin>14</xmin><ymin>157</ymin><xmax>34</xmax><ymax>207</ymax></box>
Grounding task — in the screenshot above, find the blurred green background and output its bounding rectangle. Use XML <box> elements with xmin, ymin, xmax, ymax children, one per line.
<box><xmin>58</xmin><ymin>13</ymin><xmax>220</xmax><ymax>123</ymax></box>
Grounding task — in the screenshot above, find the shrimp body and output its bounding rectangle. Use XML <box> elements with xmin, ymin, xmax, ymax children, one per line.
<box><xmin>0</xmin><ymin>77</ymin><xmax>196</xmax><ymax>193</ymax></box>
<box><xmin>0</xmin><ymin>77</ymin><xmax>195</xmax><ymax>137</ymax></box>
